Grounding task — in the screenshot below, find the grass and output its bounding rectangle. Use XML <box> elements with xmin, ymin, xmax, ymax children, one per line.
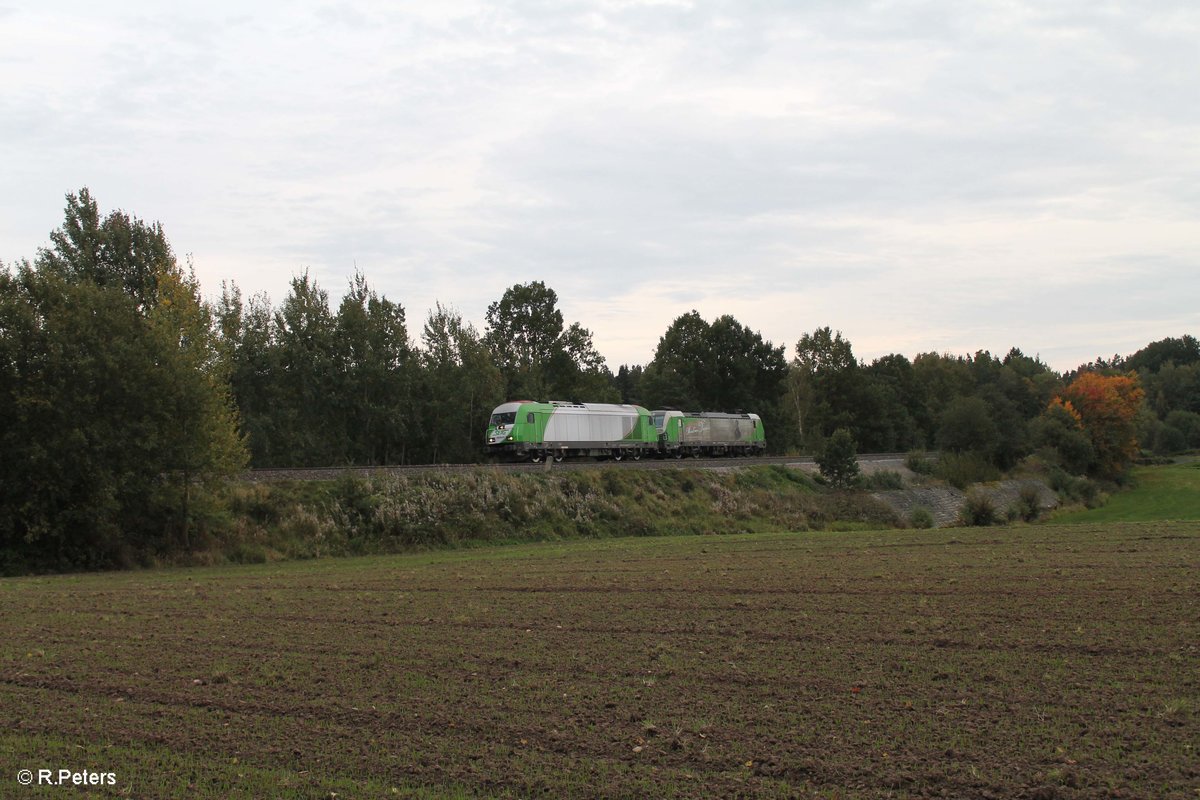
<box><xmin>181</xmin><ymin>466</ymin><xmax>900</xmax><ymax>568</ymax></box>
<box><xmin>2</xmin><ymin>521</ymin><xmax>1197</xmax><ymax>798</ymax></box>
<box><xmin>1052</xmin><ymin>463</ymin><xmax>1200</xmax><ymax>523</ymax></box>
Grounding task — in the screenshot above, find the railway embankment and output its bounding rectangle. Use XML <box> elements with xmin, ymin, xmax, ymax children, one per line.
<box><xmin>206</xmin><ymin>463</ymin><xmax>1064</xmax><ymax>568</ymax></box>
<box><xmin>209</xmin><ymin>466</ymin><xmax>902</xmax><ymax>565</ymax></box>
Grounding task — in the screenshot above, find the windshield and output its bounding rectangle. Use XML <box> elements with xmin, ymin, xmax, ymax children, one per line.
<box><xmin>652</xmin><ymin>412</ymin><xmax>665</xmax><ymax>431</ymax></box>
<box><xmin>489</xmin><ymin>412</ymin><xmax>517</xmax><ymax>426</ymax></box>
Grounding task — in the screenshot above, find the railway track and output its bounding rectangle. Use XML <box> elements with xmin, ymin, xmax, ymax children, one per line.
<box><xmin>242</xmin><ymin>453</ymin><xmax>911</xmax><ymax>483</ymax></box>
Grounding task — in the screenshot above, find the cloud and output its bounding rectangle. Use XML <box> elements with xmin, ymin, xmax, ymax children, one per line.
<box><xmin>1</xmin><ymin>0</ymin><xmax>1197</xmax><ymax>374</ymax></box>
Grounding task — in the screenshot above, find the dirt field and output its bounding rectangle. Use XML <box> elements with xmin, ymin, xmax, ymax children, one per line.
<box><xmin>2</xmin><ymin>522</ymin><xmax>1197</xmax><ymax>798</ymax></box>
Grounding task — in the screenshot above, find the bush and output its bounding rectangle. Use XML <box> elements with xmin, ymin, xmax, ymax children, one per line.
<box><xmin>935</xmin><ymin>452</ymin><xmax>1000</xmax><ymax>489</ymax></box>
<box><xmin>905</xmin><ymin>451</ymin><xmax>935</xmax><ymax>475</ymax></box>
<box><xmin>1047</xmin><ymin>467</ymin><xmax>1103</xmax><ymax>507</ymax></box>
<box><xmin>1017</xmin><ymin>485</ymin><xmax>1042</xmax><ymax>522</ymax></box>
<box><xmin>859</xmin><ymin>470</ymin><xmax>904</xmax><ymax>490</ymax></box>
<box><xmin>959</xmin><ymin>491</ymin><xmax>998</xmax><ymax>526</ymax></box>
<box><xmin>908</xmin><ymin>507</ymin><xmax>935</xmax><ymax>529</ymax></box>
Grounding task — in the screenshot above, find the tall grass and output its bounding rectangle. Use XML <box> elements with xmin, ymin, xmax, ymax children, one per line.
<box><xmin>200</xmin><ymin>467</ymin><xmax>901</xmax><ymax>565</ymax></box>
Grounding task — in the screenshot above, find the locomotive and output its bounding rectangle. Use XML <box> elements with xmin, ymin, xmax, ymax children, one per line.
<box><xmin>485</xmin><ymin>400</ymin><xmax>765</xmax><ymax>462</ymax></box>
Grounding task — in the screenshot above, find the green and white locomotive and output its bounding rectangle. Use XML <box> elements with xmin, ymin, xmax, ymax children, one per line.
<box><xmin>486</xmin><ymin>401</ymin><xmax>659</xmax><ymax>462</ymax></box>
<box><xmin>486</xmin><ymin>401</ymin><xmax>766</xmax><ymax>461</ymax></box>
<box><xmin>652</xmin><ymin>410</ymin><xmax>766</xmax><ymax>458</ymax></box>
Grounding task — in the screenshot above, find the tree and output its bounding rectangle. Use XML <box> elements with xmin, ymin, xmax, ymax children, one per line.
<box><xmin>1125</xmin><ymin>335</ymin><xmax>1200</xmax><ymax>374</ymax></box>
<box><xmin>936</xmin><ymin>395</ymin><xmax>999</xmax><ymax>457</ymax></box>
<box><xmin>2</xmin><ymin>189</ymin><xmax>247</xmax><ymax>569</ymax></box>
<box><xmin>272</xmin><ymin>272</ymin><xmax>337</xmax><ymax>464</ymax></box>
<box><xmin>643</xmin><ymin>312</ymin><xmax>789</xmax><ymax>450</ymax></box>
<box><xmin>613</xmin><ymin>364</ymin><xmax>644</xmax><ymax>404</ymax></box>
<box><xmin>418</xmin><ymin>303</ymin><xmax>504</xmax><ymax>462</ymax></box>
<box><xmin>644</xmin><ymin>312</ymin><xmax>787</xmax><ymax>412</ymax></box>
<box><xmin>1030</xmin><ymin>399</ymin><xmax>1095</xmax><ymax>474</ymax></box>
<box><xmin>148</xmin><ymin>263</ymin><xmax>247</xmax><ymax>546</ymax></box>
<box><xmin>789</xmin><ymin>328</ymin><xmax>883</xmax><ymax>452</ymax></box>
<box><xmin>334</xmin><ymin>271</ymin><xmax>414</xmax><ymax>464</ymax></box>
<box><xmin>864</xmin><ymin>353</ymin><xmax>925</xmax><ymax>450</ymax></box>
<box><xmin>483</xmin><ymin>281</ymin><xmax>614</xmax><ymax>401</ymax></box>
<box><xmin>36</xmin><ymin>187</ymin><xmax>167</xmax><ymax>311</ymax></box>
<box><xmin>1057</xmin><ymin>372</ymin><xmax>1145</xmax><ymax>478</ymax></box>
<box><xmin>817</xmin><ymin>428</ymin><xmax>860</xmax><ymax>489</ymax></box>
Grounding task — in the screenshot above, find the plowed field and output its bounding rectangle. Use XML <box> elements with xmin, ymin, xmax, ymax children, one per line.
<box><xmin>2</xmin><ymin>522</ymin><xmax>1197</xmax><ymax>798</ymax></box>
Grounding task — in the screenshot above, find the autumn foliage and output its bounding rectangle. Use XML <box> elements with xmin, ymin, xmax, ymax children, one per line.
<box><xmin>1056</xmin><ymin>372</ymin><xmax>1145</xmax><ymax>478</ymax></box>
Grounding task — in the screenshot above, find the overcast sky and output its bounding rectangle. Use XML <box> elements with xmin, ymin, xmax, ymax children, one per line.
<box><xmin>3</xmin><ymin>1</ymin><xmax>1197</xmax><ymax>372</ymax></box>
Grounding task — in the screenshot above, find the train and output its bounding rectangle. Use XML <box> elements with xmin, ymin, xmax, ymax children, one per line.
<box><xmin>485</xmin><ymin>400</ymin><xmax>765</xmax><ymax>462</ymax></box>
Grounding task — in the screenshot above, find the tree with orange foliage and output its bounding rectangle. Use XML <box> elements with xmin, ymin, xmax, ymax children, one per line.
<box><xmin>1057</xmin><ymin>372</ymin><xmax>1145</xmax><ymax>478</ymax></box>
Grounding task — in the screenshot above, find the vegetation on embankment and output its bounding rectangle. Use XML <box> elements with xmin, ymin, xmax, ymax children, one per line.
<box><xmin>1051</xmin><ymin>462</ymin><xmax>1200</xmax><ymax>523</ymax></box>
<box><xmin>198</xmin><ymin>466</ymin><xmax>900</xmax><ymax>566</ymax></box>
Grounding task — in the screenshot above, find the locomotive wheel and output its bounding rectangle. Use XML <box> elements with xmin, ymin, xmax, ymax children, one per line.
<box><xmin>631</xmin><ymin>452</ymin><xmax>641</xmax><ymax>461</ymax></box>
<box><xmin>553</xmin><ymin>453</ymin><xmax>565</xmax><ymax>463</ymax></box>
<box><xmin>673</xmin><ymin>451</ymin><xmax>683</xmax><ymax>460</ymax></box>
<box><xmin>612</xmin><ymin>450</ymin><xmax>624</xmax><ymax>462</ymax></box>
<box><xmin>529</xmin><ymin>452</ymin><xmax>543</xmax><ymax>463</ymax></box>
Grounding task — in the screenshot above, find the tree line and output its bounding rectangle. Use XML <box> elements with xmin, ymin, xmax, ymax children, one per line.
<box><xmin>3</xmin><ymin>190</ymin><xmax>1197</xmax><ymax>571</ymax></box>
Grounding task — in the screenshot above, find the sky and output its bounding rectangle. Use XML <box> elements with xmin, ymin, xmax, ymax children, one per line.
<box><xmin>3</xmin><ymin>0</ymin><xmax>1198</xmax><ymax>373</ymax></box>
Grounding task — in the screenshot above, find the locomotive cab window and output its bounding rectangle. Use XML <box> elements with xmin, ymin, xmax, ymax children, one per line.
<box><xmin>490</xmin><ymin>411</ymin><xmax>516</xmax><ymax>426</ymax></box>
<box><xmin>526</xmin><ymin>412</ymin><xmax>535</xmax><ymax>423</ymax></box>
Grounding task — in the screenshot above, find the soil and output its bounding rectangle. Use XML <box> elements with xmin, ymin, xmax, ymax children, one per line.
<box><xmin>1</xmin><ymin>522</ymin><xmax>1196</xmax><ymax>798</ymax></box>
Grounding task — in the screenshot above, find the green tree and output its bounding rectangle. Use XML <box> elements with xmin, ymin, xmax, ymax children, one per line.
<box><xmin>613</xmin><ymin>364</ymin><xmax>644</xmax><ymax>404</ymax></box>
<box><xmin>643</xmin><ymin>312</ymin><xmax>789</xmax><ymax>450</ymax></box>
<box><xmin>817</xmin><ymin>428</ymin><xmax>860</xmax><ymax>489</ymax></box>
<box><xmin>273</xmin><ymin>272</ymin><xmax>337</xmax><ymax>465</ymax></box>
<box><xmin>1030</xmin><ymin>399</ymin><xmax>1095</xmax><ymax>474</ymax></box>
<box><xmin>36</xmin><ymin>187</ymin><xmax>167</xmax><ymax>311</ymax></box>
<box><xmin>1124</xmin><ymin>335</ymin><xmax>1200</xmax><ymax>373</ymax></box>
<box><xmin>2</xmin><ymin>189</ymin><xmax>246</xmax><ymax>570</ymax></box>
<box><xmin>214</xmin><ymin>283</ymin><xmax>282</xmax><ymax>465</ymax></box>
<box><xmin>149</xmin><ymin>264</ymin><xmax>247</xmax><ymax>546</ymax></box>
<box><xmin>483</xmin><ymin>281</ymin><xmax>614</xmax><ymax>402</ymax></box>
<box><xmin>334</xmin><ymin>272</ymin><xmax>414</xmax><ymax>464</ymax></box>
<box><xmin>936</xmin><ymin>395</ymin><xmax>999</xmax><ymax>457</ymax></box>
<box><xmin>789</xmin><ymin>328</ymin><xmax>888</xmax><ymax>452</ymax></box>
<box><xmin>643</xmin><ymin>313</ymin><xmax>787</xmax><ymax>412</ymax></box>
<box><xmin>418</xmin><ymin>303</ymin><xmax>505</xmax><ymax>462</ymax></box>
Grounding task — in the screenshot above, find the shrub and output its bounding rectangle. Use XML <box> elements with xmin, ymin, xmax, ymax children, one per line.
<box><xmin>935</xmin><ymin>452</ymin><xmax>1000</xmax><ymax>489</ymax></box>
<box><xmin>905</xmin><ymin>451</ymin><xmax>934</xmax><ymax>475</ymax></box>
<box><xmin>959</xmin><ymin>491</ymin><xmax>998</xmax><ymax>526</ymax></box>
<box><xmin>908</xmin><ymin>507</ymin><xmax>935</xmax><ymax>529</ymax></box>
<box><xmin>1017</xmin><ymin>485</ymin><xmax>1042</xmax><ymax>522</ymax></box>
<box><xmin>859</xmin><ymin>470</ymin><xmax>904</xmax><ymax>490</ymax></box>
<box><xmin>1048</xmin><ymin>467</ymin><xmax>1102</xmax><ymax>507</ymax></box>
